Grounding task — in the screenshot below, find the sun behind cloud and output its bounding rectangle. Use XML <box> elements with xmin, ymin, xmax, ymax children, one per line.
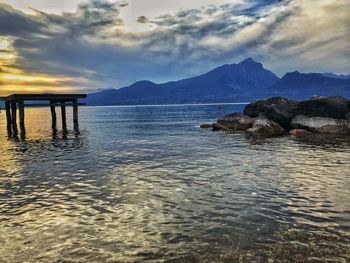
<box><xmin>0</xmin><ymin>37</ymin><xmax>80</xmax><ymax>95</ymax></box>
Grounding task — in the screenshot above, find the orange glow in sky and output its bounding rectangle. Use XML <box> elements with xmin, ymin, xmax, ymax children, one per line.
<box><xmin>0</xmin><ymin>37</ymin><xmax>76</xmax><ymax>96</ymax></box>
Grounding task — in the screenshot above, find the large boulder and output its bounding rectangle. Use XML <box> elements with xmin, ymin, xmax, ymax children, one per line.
<box><xmin>243</xmin><ymin>100</ymin><xmax>266</xmax><ymax>118</ymax></box>
<box><xmin>292</xmin><ymin>96</ymin><xmax>350</xmax><ymax>119</ymax></box>
<box><xmin>247</xmin><ymin>114</ymin><xmax>285</xmax><ymax>137</ymax></box>
<box><xmin>217</xmin><ymin>112</ymin><xmax>255</xmax><ymax>131</ymax></box>
<box><xmin>244</xmin><ymin>97</ymin><xmax>297</xmax><ymax>118</ymax></box>
<box><xmin>291</xmin><ymin>115</ymin><xmax>350</xmax><ymax>134</ymax></box>
<box><xmin>264</xmin><ymin>104</ymin><xmax>292</xmax><ymax>130</ymax></box>
<box><xmin>345</xmin><ymin>112</ymin><xmax>350</xmax><ymax>121</ymax></box>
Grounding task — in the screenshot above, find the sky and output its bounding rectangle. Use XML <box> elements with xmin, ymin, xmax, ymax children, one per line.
<box><xmin>0</xmin><ymin>0</ymin><xmax>349</xmax><ymax>95</ymax></box>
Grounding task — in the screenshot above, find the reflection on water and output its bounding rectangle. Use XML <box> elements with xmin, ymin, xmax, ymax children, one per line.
<box><xmin>0</xmin><ymin>105</ymin><xmax>349</xmax><ymax>262</ymax></box>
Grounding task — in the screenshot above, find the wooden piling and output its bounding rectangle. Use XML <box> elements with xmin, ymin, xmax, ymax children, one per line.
<box><xmin>5</xmin><ymin>101</ymin><xmax>12</xmax><ymax>134</ymax></box>
<box><xmin>73</xmin><ymin>99</ymin><xmax>79</xmax><ymax>131</ymax></box>
<box><xmin>11</xmin><ymin>102</ymin><xmax>18</xmax><ymax>135</ymax></box>
<box><xmin>61</xmin><ymin>100</ymin><xmax>67</xmax><ymax>131</ymax></box>
<box><xmin>50</xmin><ymin>100</ymin><xmax>57</xmax><ymax>130</ymax></box>
<box><xmin>18</xmin><ymin>100</ymin><xmax>25</xmax><ymax>133</ymax></box>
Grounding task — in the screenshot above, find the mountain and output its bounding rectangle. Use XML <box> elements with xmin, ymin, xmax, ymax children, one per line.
<box><xmin>86</xmin><ymin>58</ymin><xmax>280</xmax><ymax>105</ymax></box>
<box><xmin>323</xmin><ymin>73</ymin><xmax>350</xmax><ymax>79</ymax></box>
<box><xmin>271</xmin><ymin>71</ymin><xmax>350</xmax><ymax>99</ymax></box>
<box><xmin>85</xmin><ymin>59</ymin><xmax>350</xmax><ymax>105</ymax></box>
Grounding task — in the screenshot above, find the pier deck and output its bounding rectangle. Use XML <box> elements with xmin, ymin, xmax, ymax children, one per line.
<box><xmin>0</xmin><ymin>94</ymin><xmax>87</xmax><ymax>136</ymax></box>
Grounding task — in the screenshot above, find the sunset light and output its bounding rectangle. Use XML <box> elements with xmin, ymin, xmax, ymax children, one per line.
<box><xmin>0</xmin><ymin>1</ymin><xmax>349</xmax><ymax>262</ymax></box>
<box><xmin>0</xmin><ymin>37</ymin><xmax>78</xmax><ymax>95</ymax></box>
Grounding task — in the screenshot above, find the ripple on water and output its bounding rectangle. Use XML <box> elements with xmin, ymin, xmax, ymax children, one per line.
<box><xmin>0</xmin><ymin>105</ymin><xmax>349</xmax><ymax>262</ymax></box>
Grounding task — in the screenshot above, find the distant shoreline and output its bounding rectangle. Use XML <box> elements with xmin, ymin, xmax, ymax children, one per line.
<box><xmin>0</xmin><ymin>102</ymin><xmax>249</xmax><ymax>110</ymax></box>
<box><xmin>88</xmin><ymin>102</ymin><xmax>249</xmax><ymax>108</ymax></box>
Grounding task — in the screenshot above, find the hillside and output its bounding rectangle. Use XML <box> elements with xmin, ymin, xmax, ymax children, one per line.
<box><xmin>85</xmin><ymin>58</ymin><xmax>350</xmax><ymax>105</ymax></box>
<box><xmin>86</xmin><ymin>58</ymin><xmax>280</xmax><ymax>105</ymax></box>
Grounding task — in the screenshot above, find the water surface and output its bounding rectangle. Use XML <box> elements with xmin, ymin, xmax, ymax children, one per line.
<box><xmin>0</xmin><ymin>104</ymin><xmax>349</xmax><ymax>262</ymax></box>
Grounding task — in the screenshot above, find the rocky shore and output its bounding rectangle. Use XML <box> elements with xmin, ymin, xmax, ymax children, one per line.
<box><xmin>201</xmin><ymin>96</ymin><xmax>350</xmax><ymax>137</ymax></box>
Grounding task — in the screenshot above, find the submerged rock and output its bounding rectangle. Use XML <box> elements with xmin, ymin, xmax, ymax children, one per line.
<box><xmin>217</xmin><ymin>112</ymin><xmax>255</xmax><ymax>131</ymax></box>
<box><xmin>292</xmin><ymin>96</ymin><xmax>350</xmax><ymax>119</ymax></box>
<box><xmin>291</xmin><ymin>115</ymin><xmax>350</xmax><ymax>134</ymax></box>
<box><xmin>200</xmin><ymin>123</ymin><xmax>213</xmax><ymax>128</ymax></box>
<box><xmin>247</xmin><ymin>114</ymin><xmax>285</xmax><ymax>137</ymax></box>
<box><xmin>289</xmin><ymin>129</ymin><xmax>312</xmax><ymax>136</ymax></box>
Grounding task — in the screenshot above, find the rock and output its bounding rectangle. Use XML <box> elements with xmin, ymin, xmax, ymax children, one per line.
<box><xmin>200</xmin><ymin>123</ymin><xmax>213</xmax><ymax>128</ymax></box>
<box><xmin>346</xmin><ymin>112</ymin><xmax>350</xmax><ymax>121</ymax></box>
<box><xmin>291</xmin><ymin>115</ymin><xmax>350</xmax><ymax>134</ymax></box>
<box><xmin>217</xmin><ymin>112</ymin><xmax>255</xmax><ymax>131</ymax></box>
<box><xmin>292</xmin><ymin>96</ymin><xmax>350</xmax><ymax>119</ymax></box>
<box><xmin>244</xmin><ymin>97</ymin><xmax>297</xmax><ymax>118</ymax></box>
<box><xmin>264</xmin><ymin>104</ymin><xmax>292</xmax><ymax>130</ymax></box>
<box><xmin>243</xmin><ymin>100</ymin><xmax>266</xmax><ymax>118</ymax></box>
<box><xmin>247</xmin><ymin>114</ymin><xmax>285</xmax><ymax>137</ymax></box>
<box><xmin>216</xmin><ymin>96</ymin><xmax>350</xmax><ymax>138</ymax></box>
<box><xmin>289</xmin><ymin>129</ymin><xmax>312</xmax><ymax>136</ymax></box>
<box><xmin>212</xmin><ymin>123</ymin><xmax>231</xmax><ymax>131</ymax></box>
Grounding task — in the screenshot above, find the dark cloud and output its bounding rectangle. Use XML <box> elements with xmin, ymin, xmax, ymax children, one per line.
<box><xmin>0</xmin><ymin>4</ymin><xmax>45</xmax><ymax>36</ymax></box>
<box><xmin>137</xmin><ymin>16</ymin><xmax>148</xmax><ymax>23</ymax></box>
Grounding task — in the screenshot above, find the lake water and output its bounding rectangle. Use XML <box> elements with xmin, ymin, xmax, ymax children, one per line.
<box><xmin>0</xmin><ymin>104</ymin><xmax>349</xmax><ymax>262</ymax></box>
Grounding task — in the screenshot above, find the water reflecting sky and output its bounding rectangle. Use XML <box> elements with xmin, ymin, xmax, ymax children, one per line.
<box><xmin>0</xmin><ymin>105</ymin><xmax>350</xmax><ymax>262</ymax></box>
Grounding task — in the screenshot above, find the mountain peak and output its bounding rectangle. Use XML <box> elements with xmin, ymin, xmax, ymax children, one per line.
<box><xmin>239</xmin><ymin>57</ymin><xmax>256</xmax><ymax>65</ymax></box>
<box><xmin>238</xmin><ymin>58</ymin><xmax>264</xmax><ymax>69</ymax></box>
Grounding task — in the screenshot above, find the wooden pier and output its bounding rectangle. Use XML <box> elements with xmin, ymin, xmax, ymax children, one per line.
<box><xmin>0</xmin><ymin>94</ymin><xmax>86</xmax><ymax>136</ymax></box>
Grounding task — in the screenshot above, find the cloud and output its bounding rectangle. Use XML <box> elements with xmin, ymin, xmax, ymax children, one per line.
<box><xmin>0</xmin><ymin>0</ymin><xmax>349</xmax><ymax>95</ymax></box>
<box><xmin>0</xmin><ymin>4</ymin><xmax>46</xmax><ymax>36</ymax></box>
<box><xmin>137</xmin><ymin>16</ymin><xmax>148</xmax><ymax>23</ymax></box>
<box><xmin>258</xmin><ymin>0</ymin><xmax>350</xmax><ymax>73</ymax></box>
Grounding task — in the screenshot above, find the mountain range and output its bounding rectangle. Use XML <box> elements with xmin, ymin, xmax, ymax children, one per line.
<box><xmin>85</xmin><ymin>58</ymin><xmax>350</xmax><ymax>105</ymax></box>
<box><xmin>323</xmin><ymin>73</ymin><xmax>350</xmax><ymax>79</ymax></box>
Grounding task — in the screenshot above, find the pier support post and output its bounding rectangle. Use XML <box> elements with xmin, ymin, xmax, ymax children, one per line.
<box><xmin>11</xmin><ymin>102</ymin><xmax>18</xmax><ymax>135</ymax></box>
<box><xmin>5</xmin><ymin>101</ymin><xmax>12</xmax><ymax>135</ymax></box>
<box><xmin>18</xmin><ymin>100</ymin><xmax>25</xmax><ymax>134</ymax></box>
<box><xmin>61</xmin><ymin>100</ymin><xmax>67</xmax><ymax>131</ymax></box>
<box><xmin>50</xmin><ymin>100</ymin><xmax>57</xmax><ymax>130</ymax></box>
<box><xmin>73</xmin><ymin>99</ymin><xmax>79</xmax><ymax>131</ymax></box>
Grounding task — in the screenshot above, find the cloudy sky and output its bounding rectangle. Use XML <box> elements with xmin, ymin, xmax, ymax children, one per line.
<box><xmin>0</xmin><ymin>0</ymin><xmax>349</xmax><ymax>95</ymax></box>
